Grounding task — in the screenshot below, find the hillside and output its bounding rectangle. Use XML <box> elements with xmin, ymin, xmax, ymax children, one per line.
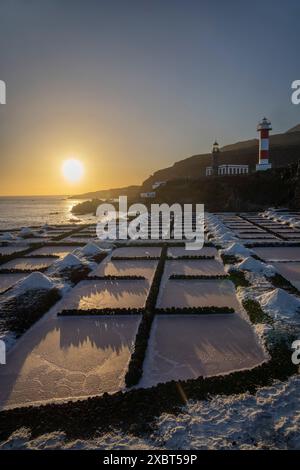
<box><xmin>70</xmin><ymin>124</ymin><xmax>300</xmax><ymax>199</ymax></box>
<box><xmin>150</xmin><ymin>163</ymin><xmax>300</xmax><ymax>212</ymax></box>
<box><xmin>72</xmin><ymin>162</ymin><xmax>300</xmax><ymax>214</ymax></box>
<box><xmin>142</xmin><ymin>125</ymin><xmax>300</xmax><ymax>189</ymax></box>
<box><xmin>69</xmin><ymin>185</ymin><xmax>140</xmax><ymax>200</ymax></box>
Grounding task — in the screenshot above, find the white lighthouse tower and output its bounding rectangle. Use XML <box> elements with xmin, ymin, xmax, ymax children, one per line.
<box><xmin>256</xmin><ymin>117</ymin><xmax>272</xmax><ymax>171</ymax></box>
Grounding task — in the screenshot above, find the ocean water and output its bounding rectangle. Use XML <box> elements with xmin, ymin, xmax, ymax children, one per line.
<box><xmin>0</xmin><ymin>196</ymin><xmax>94</xmax><ymax>229</ymax></box>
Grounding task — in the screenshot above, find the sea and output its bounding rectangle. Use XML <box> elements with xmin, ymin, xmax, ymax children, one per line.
<box><xmin>0</xmin><ymin>196</ymin><xmax>95</xmax><ymax>230</ymax></box>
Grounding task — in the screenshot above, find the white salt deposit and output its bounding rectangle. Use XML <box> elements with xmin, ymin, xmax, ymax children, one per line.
<box><xmin>2</xmin><ymin>375</ymin><xmax>300</xmax><ymax>449</ymax></box>
<box><xmin>12</xmin><ymin>272</ymin><xmax>55</xmax><ymax>295</ymax></box>
<box><xmin>52</xmin><ymin>253</ymin><xmax>84</xmax><ymax>271</ymax></box>
<box><xmin>19</xmin><ymin>227</ymin><xmax>36</xmax><ymax>238</ymax></box>
<box><xmin>258</xmin><ymin>288</ymin><xmax>300</xmax><ymax>323</ymax></box>
<box><xmin>235</xmin><ymin>257</ymin><xmax>275</xmax><ymax>277</ymax></box>
<box><xmin>0</xmin><ymin>232</ymin><xmax>15</xmax><ymax>241</ymax></box>
<box><xmin>94</xmin><ymin>240</ymin><xmax>115</xmax><ymax>250</ymax></box>
<box><xmin>221</xmin><ymin>242</ymin><xmax>254</xmax><ymax>258</ymax></box>
<box><xmin>79</xmin><ymin>243</ymin><xmax>103</xmax><ymax>257</ymax></box>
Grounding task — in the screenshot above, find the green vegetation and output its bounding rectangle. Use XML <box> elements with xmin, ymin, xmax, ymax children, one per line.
<box><xmin>111</xmin><ymin>256</ymin><xmax>160</xmax><ymax>261</ymax></box>
<box><xmin>0</xmin><ymin>288</ymin><xmax>61</xmax><ymax>335</ymax></box>
<box><xmin>58</xmin><ymin>266</ymin><xmax>91</xmax><ymax>284</ymax></box>
<box><xmin>0</xmin><ymin>267</ymin><xmax>49</xmax><ymax>274</ymax></box>
<box><xmin>221</xmin><ymin>254</ymin><xmax>240</xmax><ymax>265</ymax></box>
<box><xmin>167</xmin><ymin>255</ymin><xmax>215</xmax><ymax>260</ymax></box>
<box><xmin>87</xmin><ymin>275</ymin><xmax>146</xmax><ymax>281</ymax></box>
<box><xmin>229</xmin><ymin>270</ymin><xmax>250</xmax><ymax>287</ymax></box>
<box><xmin>242</xmin><ymin>298</ymin><xmax>273</xmax><ymax>324</ymax></box>
<box><xmin>59</xmin><ymin>307</ymin><xmax>143</xmax><ymax>316</ymax></box>
<box><xmin>156</xmin><ymin>306</ymin><xmax>234</xmax><ymax>315</ymax></box>
<box><xmin>169</xmin><ymin>274</ymin><xmax>228</xmax><ymax>280</ymax></box>
<box><xmin>269</xmin><ymin>273</ymin><xmax>300</xmax><ymax>296</ymax></box>
<box><xmin>125</xmin><ymin>245</ymin><xmax>168</xmax><ymax>387</ymax></box>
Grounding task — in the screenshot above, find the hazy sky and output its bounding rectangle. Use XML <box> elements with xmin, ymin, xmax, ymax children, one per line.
<box><xmin>0</xmin><ymin>0</ymin><xmax>300</xmax><ymax>195</ymax></box>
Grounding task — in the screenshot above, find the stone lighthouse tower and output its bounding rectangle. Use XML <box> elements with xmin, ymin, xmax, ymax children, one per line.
<box><xmin>256</xmin><ymin>117</ymin><xmax>272</xmax><ymax>171</ymax></box>
<box><xmin>212</xmin><ymin>141</ymin><xmax>220</xmax><ymax>176</ymax></box>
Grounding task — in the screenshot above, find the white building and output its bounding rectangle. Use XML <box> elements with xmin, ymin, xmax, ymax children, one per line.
<box><xmin>152</xmin><ymin>181</ymin><xmax>166</xmax><ymax>190</ymax></box>
<box><xmin>206</xmin><ymin>141</ymin><xmax>249</xmax><ymax>176</ymax></box>
<box><xmin>140</xmin><ymin>192</ymin><xmax>156</xmax><ymax>198</ymax></box>
<box><xmin>206</xmin><ymin>164</ymin><xmax>249</xmax><ymax>176</ymax></box>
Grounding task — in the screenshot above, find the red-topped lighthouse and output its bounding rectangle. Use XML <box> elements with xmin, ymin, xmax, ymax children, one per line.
<box><xmin>256</xmin><ymin>117</ymin><xmax>272</xmax><ymax>171</ymax></box>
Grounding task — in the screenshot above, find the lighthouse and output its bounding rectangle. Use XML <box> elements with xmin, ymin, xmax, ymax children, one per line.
<box><xmin>212</xmin><ymin>141</ymin><xmax>220</xmax><ymax>176</ymax></box>
<box><xmin>256</xmin><ymin>117</ymin><xmax>272</xmax><ymax>171</ymax></box>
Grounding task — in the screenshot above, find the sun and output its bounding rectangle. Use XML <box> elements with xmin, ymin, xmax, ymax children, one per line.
<box><xmin>62</xmin><ymin>159</ymin><xmax>84</xmax><ymax>183</ymax></box>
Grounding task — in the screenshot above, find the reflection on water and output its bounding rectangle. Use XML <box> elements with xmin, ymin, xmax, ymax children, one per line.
<box><xmin>157</xmin><ymin>279</ymin><xmax>240</xmax><ymax>309</ymax></box>
<box><xmin>140</xmin><ymin>315</ymin><xmax>266</xmax><ymax>387</ymax></box>
<box><xmin>91</xmin><ymin>259</ymin><xmax>158</xmax><ymax>281</ymax></box>
<box><xmin>0</xmin><ymin>315</ymin><xmax>140</xmax><ymax>409</ymax></box>
<box><xmin>0</xmin><ymin>196</ymin><xmax>96</xmax><ymax>229</ymax></box>
<box><xmin>63</xmin><ymin>280</ymin><xmax>150</xmax><ymax>310</ymax></box>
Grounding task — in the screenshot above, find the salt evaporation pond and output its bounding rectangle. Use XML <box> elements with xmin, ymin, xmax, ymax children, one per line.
<box><xmin>254</xmin><ymin>246</ymin><xmax>300</xmax><ymax>262</ymax></box>
<box><xmin>0</xmin><ymin>313</ymin><xmax>140</xmax><ymax>409</ymax></box>
<box><xmin>280</xmin><ymin>233</ymin><xmax>300</xmax><ymax>239</ymax></box>
<box><xmin>0</xmin><ymin>273</ymin><xmax>27</xmax><ymax>293</ymax></box>
<box><xmin>0</xmin><ymin>246</ymin><xmax>29</xmax><ymax>256</ymax></box>
<box><xmin>111</xmin><ymin>246</ymin><xmax>161</xmax><ymax>258</ymax></box>
<box><xmin>16</xmin><ymin>237</ymin><xmax>51</xmax><ymax>244</ymax></box>
<box><xmin>156</xmin><ymin>279</ymin><xmax>241</xmax><ymax>310</ymax></box>
<box><xmin>0</xmin><ymin>257</ymin><xmax>56</xmax><ymax>271</ymax></box>
<box><xmin>273</xmin><ymin>262</ymin><xmax>300</xmax><ymax>290</ymax></box>
<box><xmin>237</xmin><ymin>234</ymin><xmax>275</xmax><ymax>240</ymax></box>
<box><xmin>167</xmin><ymin>246</ymin><xmax>217</xmax><ymax>258</ymax></box>
<box><xmin>58</xmin><ymin>279</ymin><xmax>150</xmax><ymax>311</ymax></box>
<box><xmin>90</xmin><ymin>259</ymin><xmax>158</xmax><ymax>282</ymax></box>
<box><xmin>29</xmin><ymin>246</ymin><xmax>76</xmax><ymax>258</ymax></box>
<box><xmin>242</xmin><ymin>238</ymin><xmax>280</xmax><ymax>244</ymax></box>
<box><xmin>235</xmin><ymin>230</ymin><xmax>266</xmax><ymax>235</ymax></box>
<box><xmin>61</xmin><ymin>236</ymin><xmax>97</xmax><ymax>243</ymax></box>
<box><xmin>139</xmin><ymin>314</ymin><xmax>266</xmax><ymax>387</ymax></box>
<box><xmin>164</xmin><ymin>259</ymin><xmax>226</xmax><ymax>277</ymax></box>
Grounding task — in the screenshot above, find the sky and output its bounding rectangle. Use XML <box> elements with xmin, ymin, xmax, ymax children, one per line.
<box><xmin>0</xmin><ymin>0</ymin><xmax>300</xmax><ymax>196</ymax></box>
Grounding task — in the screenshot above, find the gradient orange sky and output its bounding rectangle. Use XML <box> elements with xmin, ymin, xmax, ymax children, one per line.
<box><xmin>0</xmin><ymin>0</ymin><xmax>299</xmax><ymax>196</ymax></box>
